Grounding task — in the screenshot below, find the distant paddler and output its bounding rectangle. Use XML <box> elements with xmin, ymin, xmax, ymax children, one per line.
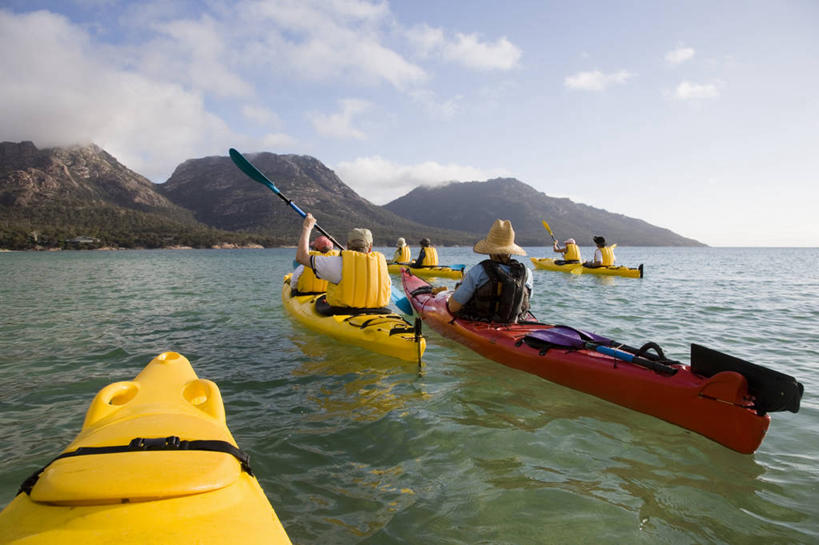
<box><xmin>390</xmin><ymin>237</ymin><xmax>411</xmax><ymax>264</ymax></box>
<box><xmin>290</xmin><ymin>236</ymin><xmax>337</xmax><ymax>296</ymax></box>
<box><xmin>552</xmin><ymin>238</ymin><xmax>582</xmax><ymax>265</ymax></box>
<box><xmin>412</xmin><ymin>237</ymin><xmax>439</xmax><ymax>268</ymax></box>
<box><xmin>584</xmin><ymin>235</ymin><xmax>616</xmax><ymax>267</ymax></box>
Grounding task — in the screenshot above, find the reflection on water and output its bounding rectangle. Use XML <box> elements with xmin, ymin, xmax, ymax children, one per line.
<box><xmin>289</xmin><ymin>333</ymin><xmax>430</xmax><ymax>423</ymax></box>
<box><xmin>1</xmin><ymin>248</ymin><xmax>817</xmax><ymax>544</ymax></box>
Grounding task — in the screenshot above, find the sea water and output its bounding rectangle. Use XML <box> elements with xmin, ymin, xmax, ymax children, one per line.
<box><xmin>0</xmin><ymin>247</ymin><xmax>817</xmax><ymax>544</ymax></box>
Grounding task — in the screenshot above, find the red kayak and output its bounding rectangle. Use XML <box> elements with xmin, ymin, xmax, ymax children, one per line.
<box><xmin>402</xmin><ymin>270</ymin><xmax>802</xmax><ymax>453</ymax></box>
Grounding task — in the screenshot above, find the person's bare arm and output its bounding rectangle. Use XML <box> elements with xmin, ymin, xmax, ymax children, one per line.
<box><xmin>295</xmin><ymin>213</ymin><xmax>316</xmax><ymax>266</ymax></box>
<box><xmin>446</xmin><ymin>296</ymin><xmax>462</xmax><ymax>314</ymax></box>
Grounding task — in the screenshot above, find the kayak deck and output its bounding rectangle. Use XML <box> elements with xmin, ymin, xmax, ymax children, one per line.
<box><xmin>530</xmin><ymin>257</ymin><xmax>643</xmax><ymax>278</ymax></box>
<box><xmin>388</xmin><ymin>263</ymin><xmax>464</xmax><ymax>279</ymax></box>
<box><xmin>282</xmin><ymin>274</ymin><xmax>425</xmax><ymax>361</ymax></box>
<box><xmin>0</xmin><ymin>352</ymin><xmax>292</xmax><ymax>545</ymax></box>
<box><xmin>402</xmin><ymin>269</ymin><xmax>777</xmax><ymax>453</ymax></box>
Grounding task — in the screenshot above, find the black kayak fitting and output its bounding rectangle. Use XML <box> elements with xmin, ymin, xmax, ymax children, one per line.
<box><xmin>690</xmin><ymin>344</ymin><xmax>803</xmax><ymax>415</ymax></box>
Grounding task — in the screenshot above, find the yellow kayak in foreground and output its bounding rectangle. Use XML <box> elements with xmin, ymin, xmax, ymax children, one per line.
<box><xmin>0</xmin><ymin>352</ymin><xmax>292</xmax><ymax>545</ymax></box>
<box><xmin>530</xmin><ymin>257</ymin><xmax>644</xmax><ymax>278</ymax></box>
<box><xmin>282</xmin><ymin>274</ymin><xmax>425</xmax><ymax>361</ymax></box>
<box><xmin>387</xmin><ymin>263</ymin><xmax>464</xmax><ymax>279</ymax></box>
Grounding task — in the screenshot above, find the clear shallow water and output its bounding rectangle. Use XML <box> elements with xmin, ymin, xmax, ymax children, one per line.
<box><xmin>0</xmin><ymin>247</ymin><xmax>817</xmax><ymax>544</ymax></box>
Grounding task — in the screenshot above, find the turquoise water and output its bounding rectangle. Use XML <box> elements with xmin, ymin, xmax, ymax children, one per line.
<box><xmin>1</xmin><ymin>247</ymin><xmax>817</xmax><ymax>544</ymax></box>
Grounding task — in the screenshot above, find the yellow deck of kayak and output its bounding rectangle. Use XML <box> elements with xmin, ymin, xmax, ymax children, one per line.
<box><xmin>0</xmin><ymin>352</ymin><xmax>292</xmax><ymax>545</ymax></box>
<box><xmin>387</xmin><ymin>263</ymin><xmax>463</xmax><ymax>279</ymax></box>
<box><xmin>530</xmin><ymin>257</ymin><xmax>643</xmax><ymax>278</ymax></box>
<box><xmin>282</xmin><ymin>274</ymin><xmax>425</xmax><ymax>361</ymax></box>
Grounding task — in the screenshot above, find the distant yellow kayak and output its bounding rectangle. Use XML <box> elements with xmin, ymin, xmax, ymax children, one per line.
<box><xmin>530</xmin><ymin>257</ymin><xmax>644</xmax><ymax>278</ymax></box>
<box><xmin>0</xmin><ymin>352</ymin><xmax>292</xmax><ymax>545</ymax></box>
<box><xmin>282</xmin><ymin>274</ymin><xmax>425</xmax><ymax>361</ymax></box>
<box><xmin>387</xmin><ymin>263</ymin><xmax>464</xmax><ymax>279</ymax></box>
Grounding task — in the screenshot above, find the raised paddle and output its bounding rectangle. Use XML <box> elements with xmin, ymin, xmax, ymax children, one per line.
<box><xmin>231</xmin><ymin>149</ymin><xmax>415</xmax><ymax>315</ymax></box>
<box><xmin>541</xmin><ymin>220</ymin><xmax>558</xmax><ymax>244</ymax></box>
<box><xmin>229</xmin><ymin>148</ymin><xmax>345</xmax><ymax>250</ymax></box>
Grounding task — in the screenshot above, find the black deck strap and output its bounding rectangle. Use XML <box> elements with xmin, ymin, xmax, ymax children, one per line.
<box><xmin>410</xmin><ymin>286</ymin><xmax>434</xmax><ymax>296</ymax></box>
<box><xmin>634</xmin><ymin>342</ymin><xmax>666</xmax><ymax>362</ymax></box>
<box><xmin>290</xmin><ymin>288</ymin><xmax>325</xmax><ymax>297</ymax></box>
<box><xmin>315</xmin><ymin>295</ymin><xmax>391</xmax><ymax>316</ymax></box>
<box><xmin>389</xmin><ymin>326</ymin><xmax>414</xmax><ymax>336</ymax></box>
<box><xmin>355</xmin><ymin>316</ymin><xmax>398</xmax><ymax>329</ymax></box>
<box><xmin>18</xmin><ymin>436</ymin><xmax>253</xmax><ymax>497</ymax></box>
<box><xmin>690</xmin><ymin>344</ymin><xmax>804</xmax><ymax>415</ymax></box>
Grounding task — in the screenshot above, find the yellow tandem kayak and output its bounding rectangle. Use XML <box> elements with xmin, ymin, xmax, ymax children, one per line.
<box><xmin>282</xmin><ymin>274</ymin><xmax>425</xmax><ymax>361</ymax></box>
<box><xmin>387</xmin><ymin>263</ymin><xmax>464</xmax><ymax>279</ymax></box>
<box><xmin>530</xmin><ymin>257</ymin><xmax>644</xmax><ymax>278</ymax></box>
<box><xmin>0</xmin><ymin>352</ymin><xmax>292</xmax><ymax>545</ymax></box>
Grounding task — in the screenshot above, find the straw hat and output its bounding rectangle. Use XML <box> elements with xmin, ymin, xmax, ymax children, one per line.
<box><xmin>396</xmin><ymin>237</ymin><xmax>406</xmax><ymax>247</ymax></box>
<box><xmin>473</xmin><ymin>219</ymin><xmax>526</xmax><ymax>256</ymax></box>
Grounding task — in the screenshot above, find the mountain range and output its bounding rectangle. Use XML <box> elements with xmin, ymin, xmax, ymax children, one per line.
<box><xmin>0</xmin><ymin>141</ymin><xmax>703</xmax><ymax>250</ymax></box>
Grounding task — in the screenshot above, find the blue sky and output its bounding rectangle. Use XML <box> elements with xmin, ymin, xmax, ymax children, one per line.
<box><xmin>1</xmin><ymin>0</ymin><xmax>817</xmax><ymax>246</ymax></box>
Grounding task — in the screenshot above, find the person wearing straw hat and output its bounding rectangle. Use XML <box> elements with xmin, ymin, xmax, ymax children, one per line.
<box><xmin>447</xmin><ymin>219</ymin><xmax>533</xmax><ymax>323</ymax></box>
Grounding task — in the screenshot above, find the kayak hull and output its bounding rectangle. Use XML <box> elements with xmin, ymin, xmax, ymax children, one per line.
<box><xmin>402</xmin><ymin>270</ymin><xmax>769</xmax><ymax>453</ymax></box>
<box><xmin>388</xmin><ymin>263</ymin><xmax>463</xmax><ymax>279</ymax></box>
<box><xmin>0</xmin><ymin>352</ymin><xmax>292</xmax><ymax>545</ymax></box>
<box><xmin>531</xmin><ymin>257</ymin><xmax>643</xmax><ymax>278</ymax></box>
<box><xmin>282</xmin><ymin>274</ymin><xmax>424</xmax><ymax>361</ymax></box>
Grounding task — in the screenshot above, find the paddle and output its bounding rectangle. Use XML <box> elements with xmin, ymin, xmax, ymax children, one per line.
<box><xmin>391</xmin><ymin>285</ymin><xmax>413</xmax><ymax>315</ymax></box>
<box><xmin>524</xmin><ymin>326</ymin><xmax>677</xmax><ymax>375</ymax></box>
<box><xmin>231</xmin><ymin>148</ymin><xmax>413</xmax><ymax>314</ymax></box>
<box><xmin>541</xmin><ymin>220</ymin><xmax>558</xmax><ymax>244</ymax></box>
<box><xmin>229</xmin><ymin>148</ymin><xmax>345</xmax><ymax>250</ymax></box>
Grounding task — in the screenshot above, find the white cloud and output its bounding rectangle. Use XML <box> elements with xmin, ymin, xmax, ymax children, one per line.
<box><xmin>665</xmin><ymin>46</ymin><xmax>695</xmax><ymax>64</ymax></box>
<box><xmin>564</xmin><ymin>70</ymin><xmax>633</xmax><ymax>91</ymax></box>
<box><xmin>674</xmin><ymin>81</ymin><xmax>720</xmax><ymax>100</ymax></box>
<box><xmin>260</xmin><ymin>132</ymin><xmax>297</xmax><ymax>149</ymax></box>
<box><xmin>241</xmin><ymin>0</ymin><xmax>426</xmax><ymax>89</ymax></box>
<box><xmin>408</xmin><ymin>89</ymin><xmax>462</xmax><ymax>119</ymax></box>
<box><xmin>443</xmin><ymin>33</ymin><xmax>521</xmax><ymax>71</ymax></box>
<box><xmin>335</xmin><ymin>156</ymin><xmax>510</xmax><ymax>204</ymax></box>
<box><xmin>0</xmin><ymin>10</ymin><xmax>238</xmax><ymax>182</ymax></box>
<box><xmin>308</xmin><ymin>99</ymin><xmax>371</xmax><ymax>140</ymax></box>
<box><xmin>406</xmin><ymin>24</ymin><xmax>521</xmax><ymax>71</ymax></box>
<box><xmin>242</xmin><ymin>105</ymin><xmax>281</xmax><ymax>126</ymax></box>
<box><xmin>147</xmin><ymin>16</ymin><xmax>253</xmax><ymax>98</ymax></box>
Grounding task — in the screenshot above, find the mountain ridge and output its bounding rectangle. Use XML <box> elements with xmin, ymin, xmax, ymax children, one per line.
<box><xmin>1</xmin><ymin>141</ymin><xmax>704</xmax><ymax>250</ymax></box>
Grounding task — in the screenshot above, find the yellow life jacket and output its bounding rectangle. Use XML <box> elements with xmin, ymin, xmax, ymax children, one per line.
<box><xmin>600</xmin><ymin>246</ymin><xmax>615</xmax><ymax>266</ymax></box>
<box><xmin>564</xmin><ymin>243</ymin><xmax>581</xmax><ymax>262</ymax></box>
<box><xmin>420</xmin><ymin>246</ymin><xmax>439</xmax><ymax>266</ymax></box>
<box><xmin>296</xmin><ymin>249</ymin><xmax>339</xmax><ymax>293</ymax></box>
<box><xmin>393</xmin><ymin>245</ymin><xmax>411</xmax><ymax>263</ymax></box>
<box><xmin>326</xmin><ymin>250</ymin><xmax>391</xmax><ymax>308</ymax></box>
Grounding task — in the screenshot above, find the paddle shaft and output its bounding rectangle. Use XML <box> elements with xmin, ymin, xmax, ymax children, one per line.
<box><xmin>229</xmin><ymin>148</ymin><xmax>346</xmax><ymax>250</ymax></box>
<box><xmin>589</xmin><ymin>343</ymin><xmax>677</xmax><ymax>375</ymax></box>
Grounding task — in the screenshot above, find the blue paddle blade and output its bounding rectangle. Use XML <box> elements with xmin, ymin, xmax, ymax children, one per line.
<box><xmin>450</xmin><ymin>264</ymin><xmax>465</xmax><ymax>271</ymax></box>
<box><xmin>391</xmin><ymin>286</ymin><xmax>413</xmax><ymax>315</ymax></box>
